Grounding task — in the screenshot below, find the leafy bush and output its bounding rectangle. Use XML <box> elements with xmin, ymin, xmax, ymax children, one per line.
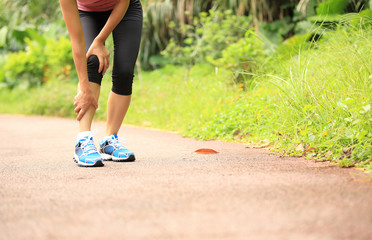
<box><xmin>0</xmin><ymin>53</ymin><xmax>8</xmax><ymax>84</ymax></box>
<box><xmin>273</xmin><ymin>34</ymin><xmax>312</xmax><ymax>61</ymax></box>
<box><xmin>139</xmin><ymin>0</ymin><xmax>293</xmax><ymax>69</ymax></box>
<box><xmin>162</xmin><ymin>10</ymin><xmax>252</xmax><ymax>66</ymax></box>
<box><xmin>3</xmin><ymin>39</ymin><xmax>46</xmax><ymax>88</ymax></box>
<box><xmin>316</xmin><ymin>0</ymin><xmax>348</xmax><ymax>15</ymax></box>
<box><xmin>2</xmin><ymin>37</ymin><xmax>74</xmax><ymax>88</ymax></box>
<box><xmin>209</xmin><ymin>29</ymin><xmax>265</xmax><ymax>81</ymax></box>
<box><xmin>0</xmin><ymin>0</ymin><xmax>62</xmax><ymax>26</ymax></box>
<box><xmin>44</xmin><ymin>37</ymin><xmax>74</xmax><ymax>78</ymax></box>
<box><xmin>258</xmin><ymin>17</ymin><xmax>296</xmax><ymax>48</ymax></box>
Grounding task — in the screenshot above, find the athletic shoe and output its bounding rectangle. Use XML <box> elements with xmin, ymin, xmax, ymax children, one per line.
<box><xmin>99</xmin><ymin>134</ymin><xmax>135</xmax><ymax>162</ymax></box>
<box><xmin>73</xmin><ymin>135</ymin><xmax>104</xmax><ymax>167</ymax></box>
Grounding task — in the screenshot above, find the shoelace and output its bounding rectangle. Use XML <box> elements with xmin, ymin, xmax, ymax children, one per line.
<box><xmin>81</xmin><ymin>131</ymin><xmax>98</xmax><ymax>155</ymax></box>
<box><xmin>109</xmin><ymin>136</ymin><xmax>127</xmax><ymax>150</ymax></box>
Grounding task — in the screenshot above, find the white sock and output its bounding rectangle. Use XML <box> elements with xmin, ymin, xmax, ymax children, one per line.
<box><xmin>77</xmin><ymin>131</ymin><xmax>91</xmax><ymax>141</ymax></box>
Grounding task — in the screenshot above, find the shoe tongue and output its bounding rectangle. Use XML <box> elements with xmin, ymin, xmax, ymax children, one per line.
<box><xmin>77</xmin><ymin>136</ymin><xmax>91</xmax><ymax>147</ymax></box>
<box><xmin>79</xmin><ymin>136</ymin><xmax>89</xmax><ymax>141</ymax></box>
<box><xmin>81</xmin><ymin>136</ymin><xmax>93</xmax><ymax>142</ymax></box>
<box><xmin>112</xmin><ymin>134</ymin><xmax>118</xmax><ymax>139</ymax></box>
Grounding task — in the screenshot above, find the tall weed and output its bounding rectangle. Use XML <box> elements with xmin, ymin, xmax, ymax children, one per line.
<box><xmin>268</xmin><ymin>26</ymin><xmax>371</xmax><ymax>168</ymax></box>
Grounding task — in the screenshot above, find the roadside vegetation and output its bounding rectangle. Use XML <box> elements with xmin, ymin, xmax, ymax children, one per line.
<box><xmin>0</xmin><ymin>0</ymin><xmax>371</xmax><ymax>172</ymax></box>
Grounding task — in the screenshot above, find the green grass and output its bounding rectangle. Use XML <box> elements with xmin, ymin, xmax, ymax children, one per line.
<box><xmin>124</xmin><ymin>65</ymin><xmax>237</xmax><ymax>131</ymax></box>
<box><xmin>269</xmin><ymin>26</ymin><xmax>371</xmax><ymax>169</ymax></box>
<box><xmin>0</xmin><ymin>63</ymin><xmax>238</xmax><ymax>129</ymax></box>
<box><xmin>0</xmin><ymin>80</ymin><xmax>76</xmax><ymax>117</ymax></box>
<box><xmin>0</xmin><ymin>26</ymin><xmax>371</xmax><ymax>172</ymax></box>
<box><xmin>185</xmin><ymin>26</ymin><xmax>372</xmax><ymax>171</ymax></box>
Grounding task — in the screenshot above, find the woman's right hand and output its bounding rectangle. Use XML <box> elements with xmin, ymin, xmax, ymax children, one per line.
<box><xmin>73</xmin><ymin>89</ymin><xmax>98</xmax><ymax>121</ymax></box>
<box><xmin>86</xmin><ymin>39</ymin><xmax>110</xmax><ymax>76</ymax></box>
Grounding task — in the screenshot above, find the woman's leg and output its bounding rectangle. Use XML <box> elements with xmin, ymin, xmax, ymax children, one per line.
<box><xmin>79</xmin><ymin>82</ymin><xmax>101</xmax><ymax>132</ymax></box>
<box><xmin>78</xmin><ymin>11</ymin><xmax>109</xmax><ymax>132</ymax></box>
<box><xmin>105</xmin><ymin>0</ymin><xmax>143</xmax><ymax>136</ymax></box>
<box><xmin>105</xmin><ymin>93</ymin><xmax>131</xmax><ymax>136</ymax></box>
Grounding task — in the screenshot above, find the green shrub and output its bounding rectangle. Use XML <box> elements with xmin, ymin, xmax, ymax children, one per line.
<box><xmin>2</xmin><ymin>37</ymin><xmax>74</xmax><ymax>88</ymax></box>
<box><xmin>258</xmin><ymin>17</ymin><xmax>296</xmax><ymax>48</ymax></box>
<box><xmin>44</xmin><ymin>37</ymin><xmax>74</xmax><ymax>79</ymax></box>
<box><xmin>209</xmin><ymin>29</ymin><xmax>265</xmax><ymax>81</ymax></box>
<box><xmin>274</xmin><ymin>34</ymin><xmax>312</xmax><ymax>61</ymax></box>
<box><xmin>316</xmin><ymin>0</ymin><xmax>348</xmax><ymax>15</ymax></box>
<box><xmin>162</xmin><ymin>10</ymin><xmax>252</xmax><ymax>66</ymax></box>
<box><xmin>3</xmin><ymin>38</ymin><xmax>46</xmax><ymax>88</ymax></box>
<box><xmin>0</xmin><ymin>53</ymin><xmax>8</xmax><ymax>84</ymax></box>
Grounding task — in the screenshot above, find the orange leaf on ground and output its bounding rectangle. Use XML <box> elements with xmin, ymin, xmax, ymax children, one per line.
<box><xmin>194</xmin><ymin>149</ymin><xmax>219</xmax><ymax>154</ymax></box>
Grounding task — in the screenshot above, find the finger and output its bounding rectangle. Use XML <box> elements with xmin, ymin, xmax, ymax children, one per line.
<box><xmin>103</xmin><ymin>58</ymin><xmax>109</xmax><ymax>75</ymax></box>
<box><xmin>106</xmin><ymin>57</ymin><xmax>110</xmax><ymax>70</ymax></box>
<box><xmin>104</xmin><ymin>56</ymin><xmax>109</xmax><ymax>74</ymax></box>
<box><xmin>86</xmin><ymin>49</ymin><xmax>92</xmax><ymax>61</ymax></box>
<box><xmin>73</xmin><ymin>101</ymin><xmax>78</xmax><ymax>107</ymax></box>
<box><xmin>77</xmin><ymin>108</ymin><xmax>87</xmax><ymax>121</ymax></box>
<box><xmin>98</xmin><ymin>56</ymin><xmax>103</xmax><ymax>73</ymax></box>
<box><xmin>74</xmin><ymin>106</ymin><xmax>81</xmax><ymax>114</ymax></box>
<box><xmin>102</xmin><ymin>58</ymin><xmax>107</xmax><ymax>75</ymax></box>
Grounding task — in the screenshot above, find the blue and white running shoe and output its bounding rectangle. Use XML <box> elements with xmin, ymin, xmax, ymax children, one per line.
<box><xmin>99</xmin><ymin>134</ymin><xmax>135</xmax><ymax>162</ymax></box>
<box><xmin>73</xmin><ymin>135</ymin><xmax>104</xmax><ymax>167</ymax></box>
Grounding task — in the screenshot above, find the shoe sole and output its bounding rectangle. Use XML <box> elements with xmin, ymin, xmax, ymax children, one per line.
<box><xmin>73</xmin><ymin>154</ymin><xmax>104</xmax><ymax>167</ymax></box>
<box><xmin>100</xmin><ymin>153</ymin><xmax>136</xmax><ymax>162</ymax></box>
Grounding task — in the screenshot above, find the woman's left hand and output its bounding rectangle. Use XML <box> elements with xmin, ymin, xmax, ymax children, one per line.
<box><xmin>86</xmin><ymin>39</ymin><xmax>110</xmax><ymax>75</ymax></box>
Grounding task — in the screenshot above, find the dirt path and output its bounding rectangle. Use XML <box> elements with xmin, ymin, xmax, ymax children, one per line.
<box><xmin>0</xmin><ymin>115</ymin><xmax>371</xmax><ymax>240</ymax></box>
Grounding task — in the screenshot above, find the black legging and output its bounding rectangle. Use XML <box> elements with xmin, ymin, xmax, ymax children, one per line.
<box><xmin>79</xmin><ymin>0</ymin><xmax>142</xmax><ymax>95</ymax></box>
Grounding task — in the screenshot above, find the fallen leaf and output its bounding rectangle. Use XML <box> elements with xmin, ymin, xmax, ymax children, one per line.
<box><xmin>194</xmin><ymin>149</ymin><xmax>219</xmax><ymax>154</ymax></box>
<box><xmin>295</xmin><ymin>142</ymin><xmax>305</xmax><ymax>151</ymax></box>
